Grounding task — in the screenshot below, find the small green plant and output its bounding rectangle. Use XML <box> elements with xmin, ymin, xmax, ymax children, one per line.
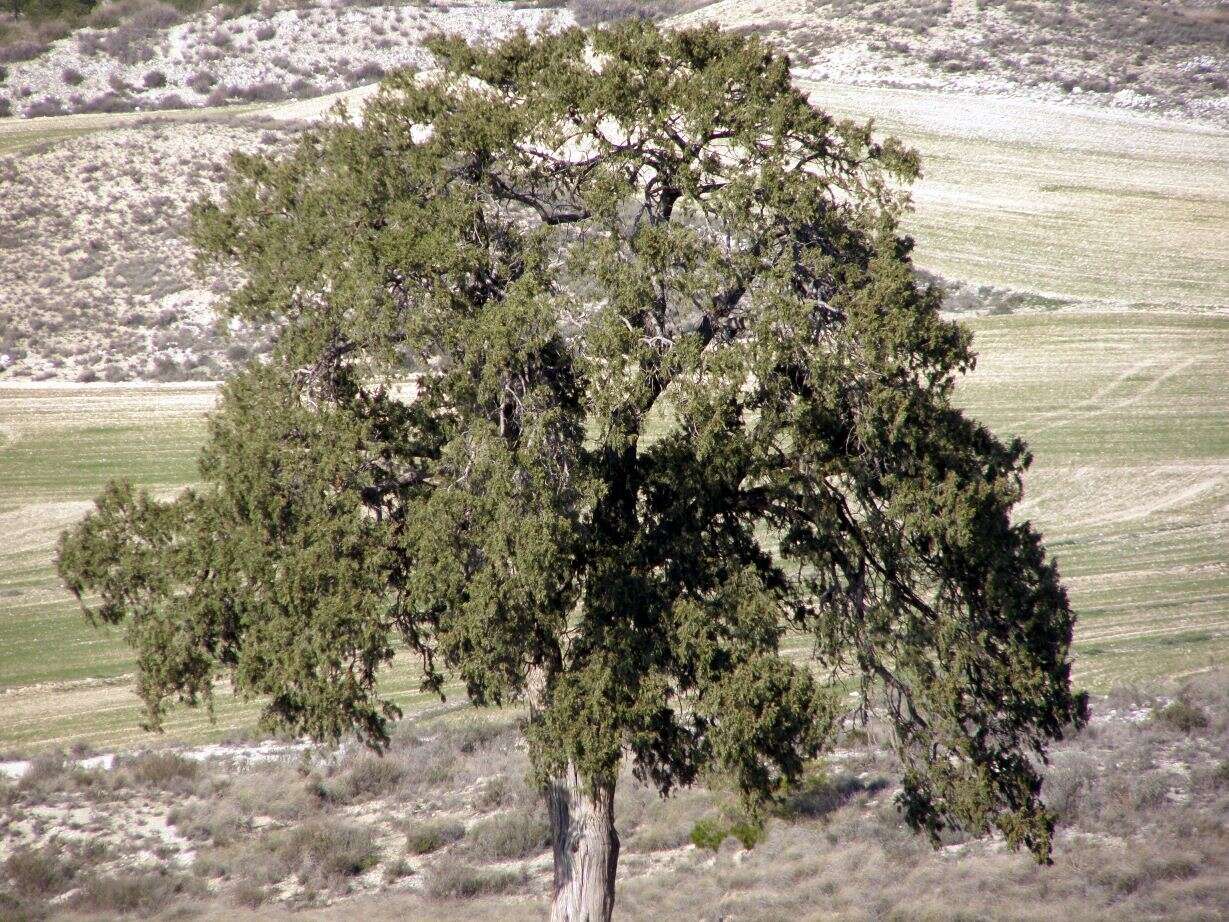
<box><xmin>690</xmin><ymin>813</ymin><xmax>764</xmax><ymax>851</ymax></box>
<box><xmin>689</xmin><ymin>817</ymin><xmax>728</xmax><ymax>852</ymax></box>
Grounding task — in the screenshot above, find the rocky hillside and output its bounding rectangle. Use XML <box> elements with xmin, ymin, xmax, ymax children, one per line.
<box><xmin>678</xmin><ymin>0</ymin><xmax>1229</xmax><ymax>124</ymax></box>
<box><xmin>0</xmin><ymin>0</ymin><xmax>569</xmax><ymax>118</ymax></box>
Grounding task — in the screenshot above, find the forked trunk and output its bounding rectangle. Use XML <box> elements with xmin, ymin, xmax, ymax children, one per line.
<box><xmin>547</xmin><ymin>764</ymin><xmax>619</xmax><ymax>922</ymax></box>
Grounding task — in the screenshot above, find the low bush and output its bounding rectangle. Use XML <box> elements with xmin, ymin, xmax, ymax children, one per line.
<box><xmin>1154</xmin><ymin>700</ymin><xmax>1209</xmax><ymax>733</ymax></box>
<box><xmin>71</xmin><ymin>868</ymin><xmax>203</xmax><ymax>915</ymax></box>
<box><xmin>24</xmin><ymin>96</ymin><xmax>65</xmax><ymax>117</ymax></box>
<box><xmin>273</xmin><ymin>819</ymin><xmax>379</xmax><ymax>881</ymax></box>
<box><xmin>142</xmin><ymin>69</ymin><xmax>166</xmax><ymax>89</ymax></box>
<box><xmin>121</xmin><ymin>751</ymin><xmax>199</xmax><ymax>790</ymax></box>
<box><xmin>337</xmin><ymin>752</ymin><xmax>404</xmax><ymax>802</ymax></box>
<box><xmin>466</xmin><ymin>808</ymin><xmax>550</xmax><ymax>860</ymax></box>
<box><xmin>403</xmin><ymin>817</ymin><xmax>466</xmax><ymax>855</ymax></box>
<box><xmin>61</xmin><ymin>67</ymin><xmax>85</xmax><ymax>86</ymax></box>
<box><xmin>3</xmin><ymin>843</ymin><xmax>79</xmax><ymax>898</ymax></box>
<box><xmin>424</xmin><ymin>863</ymin><xmax>525</xmax><ymax>899</ymax></box>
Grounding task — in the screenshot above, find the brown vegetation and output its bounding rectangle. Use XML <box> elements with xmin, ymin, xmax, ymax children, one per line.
<box><xmin>1</xmin><ymin>673</ymin><xmax>1226</xmax><ymax>920</ymax></box>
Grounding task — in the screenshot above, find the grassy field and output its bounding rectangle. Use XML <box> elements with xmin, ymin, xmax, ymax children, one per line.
<box><xmin>803</xmin><ymin>82</ymin><xmax>1229</xmax><ymax>311</ymax></box>
<box><xmin>1</xmin><ymin>311</ymin><xmax>1225</xmax><ymax>749</ymax></box>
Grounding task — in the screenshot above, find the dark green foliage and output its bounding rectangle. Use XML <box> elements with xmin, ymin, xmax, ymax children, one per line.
<box><xmin>689</xmin><ymin>817</ymin><xmax>727</xmax><ymax>852</ymax></box>
<box><xmin>58</xmin><ymin>22</ymin><xmax>1084</xmax><ymax>864</ymax></box>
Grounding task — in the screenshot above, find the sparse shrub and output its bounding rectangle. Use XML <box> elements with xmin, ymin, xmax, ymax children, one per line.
<box><xmin>255</xmin><ymin>23</ymin><xmax>276</xmax><ymax>41</ymax></box>
<box><xmin>122</xmin><ymin>751</ymin><xmax>199</xmax><ymax>789</ymax></box>
<box><xmin>188</xmin><ymin>69</ymin><xmax>217</xmax><ymax>94</ymax></box>
<box><xmin>1154</xmin><ymin>699</ymin><xmax>1209</xmax><ymax>733</ymax></box>
<box><xmin>403</xmin><ymin>817</ymin><xmax>465</xmax><ymax>855</ymax></box>
<box><xmin>61</xmin><ymin>67</ymin><xmax>85</xmax><ymax>86</ymax></box>
<box><xmin>71</xmin><ymin>868</ymin><xmax>203</xmax><ymax>915</ymax></box>
<box><xmin>0</xmin><ymin>41</ymin><xmax>46</xmax><ymax>65</ymax></box>
<box><xmin>466</xmin><ymin>808</ymin><xmax>550</xmax><ymax>860</ymax></box>
<box><xmin>0</xmin><ymin>98</ymin><xmax>10</xmax><ymax>118</ymax></box>
<box><xmin>274</xmin><ymin>820</ymin><xmax>379</xmax><ymax>881</ymax></box>
<box><xmin>24</xmin><ymin>96</ymin><xmax>65</xmax><ymax>118</ymax></box>
<box><xmin>4</xmin><ymin>843</ymin><xmax>78</xmax><ymax>898</ymax></box>
<box><xmin>142</xmin><ymin>69</ymin><xmax>166</xmax><ymax>89</ymax></box>
<box><xmin>78</xmin><ymin>92</ymin><xmax>134</xmax><ymax>113</ymax></box>
<box><xmin>383</xmin><ymin>858</ymin><xmax>413</xmax><ymax>884</ymax></box>
<box><xmin>338</xmin><ymin>752</ymin><xmax>403</xmax><ymax>801</ymax></box>
<box><xmin>100</xmin><ymin>25</ymin><xmax>156</xmax><ymax>65</ymax></box>
<box><xmin>350</xmin><ymin>62</ymin><xmax>384</xmax><ymax>82</ymax></box>
<box><xmin>425</xmin><ymin>863</ymin><xmax>524</xmax><ymax>899</ymax></box>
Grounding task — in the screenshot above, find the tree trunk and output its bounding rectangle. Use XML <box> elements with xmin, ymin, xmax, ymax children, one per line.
<box><xmin>547</xmin><ymin>764</ymin><xmax>619</xmax><ymax>922</ymax></box>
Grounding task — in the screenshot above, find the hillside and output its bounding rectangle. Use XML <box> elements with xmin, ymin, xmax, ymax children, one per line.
<box><xmin>677</xmin><ymin>0</ymin><xmax>1229</xmax><ymax>125</ymax></box>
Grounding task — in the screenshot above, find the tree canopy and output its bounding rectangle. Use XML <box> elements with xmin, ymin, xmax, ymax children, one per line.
<box><xmin>58</xmin><ymin>22</ymin><xmax>1086</xmax><ymax>911</ymax></box>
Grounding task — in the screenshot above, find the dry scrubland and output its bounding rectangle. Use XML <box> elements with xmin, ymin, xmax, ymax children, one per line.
<box><xmin>0</xmin><ymin>674</ymin><xmax>1227</xmax><ymax>920</ymax></box>
<box><xmin>0</xmin><ymin>118</ymin><xmax>294</xmax><ymax>384</ymax></box>
<box><xmin>3</xmin><ymin>0</ymin><xmax>1226</xmax><ymax>124</ymax></box>
<box><xmin>0</xmin><ymin>0</ymin><xmax>568</xmax><ymax>119</ymax></box>
<box><xmin>678</xmin><ymin>0</ymin><xmax>1229</xmax><ymax>124</ymax></box>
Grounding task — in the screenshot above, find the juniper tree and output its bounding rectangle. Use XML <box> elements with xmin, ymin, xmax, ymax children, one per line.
<box><xmin>57</xmin><ymin>22</ymin><xmax>1086</xmax><ymax>921</ymax></box>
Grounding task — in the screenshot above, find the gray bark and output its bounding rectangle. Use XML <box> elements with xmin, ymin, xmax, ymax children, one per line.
<box><xmin>547</xmin><ymin>763</ymin><xmax>619</xmax><ymax>922</ymax></box>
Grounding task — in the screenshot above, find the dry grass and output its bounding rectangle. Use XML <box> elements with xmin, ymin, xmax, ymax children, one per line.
<box><xmin>2</xmin><ymin>673</ymin><xmax>1226</xmax><ymax>920</ymax></box>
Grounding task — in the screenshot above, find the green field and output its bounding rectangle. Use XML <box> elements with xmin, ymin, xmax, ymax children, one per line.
<box><xmin>803</xmin><ymin>82</ymin><xmax>1229</xmax><ymax>311</ymax></box>
<box><xmin>1</xmin><ymin>312</ymin><xmax>1225</xmax><ymax>749</ymax></box>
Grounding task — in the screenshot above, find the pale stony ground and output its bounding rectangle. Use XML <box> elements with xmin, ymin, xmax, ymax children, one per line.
<box><xmin>0</xmin><ymin>119</ymin><xmax>291</xmax><ymax>383</ymax></box>
<box><xmin>0</xmin><ymin>0</ymin><xmax>570</xmax><ymax>119</ymax></box>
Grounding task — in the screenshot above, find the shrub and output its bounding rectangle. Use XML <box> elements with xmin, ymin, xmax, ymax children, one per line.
<box><xmin>274</xmin><ymin>820</ymin><xmax>379</xmax><ymax>880</ymax></box>
<box><xmin>0</xmin><ymin>98</ymin><xmax>10</xmax><ymax>118</ymax></box>
<box><xmin>71</xmin><ymin>868</ymin><xmax>203</xmax><ymax>915</ymax></box>
<box><xmin>689</xmin><ymin>817</ymin><xmax>726</xmax><ymax>851</ymax></box>
<box><xmin>255</xmin><ymin>23</ymin><xmax>276</xmax><ymax>41</ymax></box>
<box><xmin>0</xmin><ymin>41</ymin><xmax>46</xmax><ymax>64</ymax></box>
<box><xmin>61</xmin><ymin>67</ymin><xmax>85</xmax><ymax>86</ymax></box>
<box><xmin>188</xmin><ymin>69</ymin><xmax>217</xmax><ymax>93</ymax></box>
<box><xmin>1154</xmin><ymin>700</ymin><xmax>1209</xmax><ymax>733</ymax></box>
<box><xmin>689</xmin><ymin>814</ymin><xmax>764</xmax><ymax>851</ymax></box>
<box><xmin>350</xmin><ymin>62</ymin><xmax>384</xmax><ymax>82</ymax></box>
<box><xmin>100</xmin><ymin>25</ymin><xmax>156</xmax><ymax>65</ymax></box>
<box><xmin>466</xmin><ymin>808</ymin><xmax>550</xmax><ymax>860</ymax></box>
<box><xmin>403</xmin><ymin>818</ymin><xmax>465</xmax><ymax>855</ymax></box>
<box><xmin>4</xmin><ymin>844</ymin><xmax>78</xmax><ymax>898</ymax></box>
<box><xmin>425</xmin><ymin>864</ymin><xmax>524</xmax><ymax>899</ymax></box>
<box><xmin>338</xmin><ymin>752</ymin><xmax>403</xmax><ymax>801</ymax></box>
<box><xmin>142</xmin><ymin>69</ymin><xmax>166</xmax><ymax>89</ymax></box>
<box><xmin>24</xmin><ymin>96</ymin><xmax>65</xmax><ymax>117</ymax></box>
<box><xmin>77</xmin><ymin>92</ymin><xmax>134</xmax><ymax>113</ymax></box>
<box><xmin>122</xmin><ymin>751</ymin><xmax>198</xmax><ymax>789</ymax></box>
